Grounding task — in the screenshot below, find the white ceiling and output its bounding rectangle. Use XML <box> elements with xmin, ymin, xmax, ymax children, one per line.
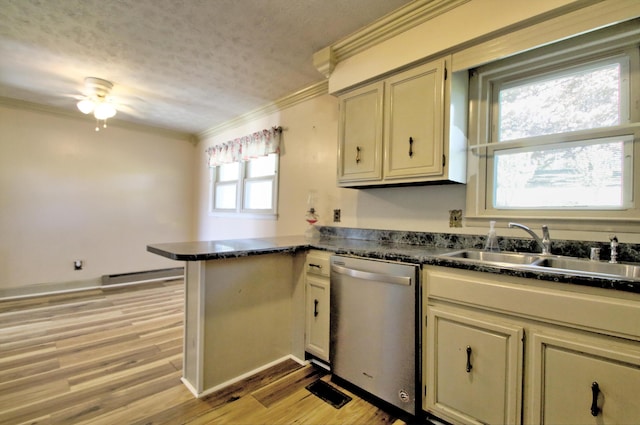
<box><xmin>0</xmin><ymin>0</ymin><xmax>412</xmax><ymax>135</ymax></box>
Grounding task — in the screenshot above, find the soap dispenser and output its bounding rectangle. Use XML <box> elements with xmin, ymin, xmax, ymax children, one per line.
<box><xmin>484</xmin><ymin>220</ymin><xmax>500</xmax><ymax>252</ymax></box>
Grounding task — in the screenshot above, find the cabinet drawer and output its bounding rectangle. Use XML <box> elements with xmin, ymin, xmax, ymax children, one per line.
<box><xmin>425</xmin><ymin>266</ymin><xmax>640</xmax><ymax>341</ymax></box>
<box><xmin>306</xmin><ymin>250</ymin><xmax>331</xmax><ymax>277</ymax></box>
<box><xmin>528</xmin><ymin>329</ymin><xmax>640</xmax><ymax>425</ymax></box>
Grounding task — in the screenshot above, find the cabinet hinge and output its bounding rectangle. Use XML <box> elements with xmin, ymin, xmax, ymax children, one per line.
<box><xmin>442</xmin><ymin>154</ymin><xmax>446</xmax><ymax>167</ymax></box>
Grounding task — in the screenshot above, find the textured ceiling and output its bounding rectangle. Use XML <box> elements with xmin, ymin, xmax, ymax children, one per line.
<box><xmin>0</xmin><ymin>0</ymin><xmax>412</xmax><ymax>135</ymax></box>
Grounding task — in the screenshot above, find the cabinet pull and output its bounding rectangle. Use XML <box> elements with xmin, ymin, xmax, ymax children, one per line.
<box><xmin>466</xmin><ymin>346</ymin><xmax>473</xmax><ymax>373</ymax></box>
<box><xmin>408</xmin><ymin>137</ymin><xmax>414</xmax><ymax>158</ymax></box>
<box><xmin>314</xmin><ymin>299</ymin><xmax>319</xmax><ymax>317</ymax></box>
<box><xmin>355</xmin><ymin>146</ymin><xmax>361</xmax><ymax>163</ymax></box>
<box><xmin>590</xmin><ymin>382</ymin><xmax>600</xmax><ymax>416</ymax></box>
<box><xmin>309</xmin><ymin>263</ymin><xmax>322</xmax><ymax>270</ymax></box>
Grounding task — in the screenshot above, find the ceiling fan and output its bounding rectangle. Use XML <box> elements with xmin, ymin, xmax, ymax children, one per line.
<box><xmin>76</xmin><ymin>77</ymin><xmax>118</xmax><ymax>131</ymax></box>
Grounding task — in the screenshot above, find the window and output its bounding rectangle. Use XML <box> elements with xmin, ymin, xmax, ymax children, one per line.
<box><xmin>210</xmin><ymin>153</ymin><xmax>279</xmax><ymax>217</ymax></box>
<box><xmin>466</xmin><ymin>22</ymin><xmax>640</xmax><ymax>228</ymax></box>
<box><xmin>206</xmin><ymin>127</ymin><xmax>281</xmax><ymax>218</ymax></box>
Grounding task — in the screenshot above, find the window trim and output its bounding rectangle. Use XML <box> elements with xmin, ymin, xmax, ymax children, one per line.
<box><xmin>209</xmin><ymin>153</ymin><xmax>279</xmax><ymax>219</ymax></box>
<box><xmin>465</xmin><ymin>22</ymin><xmax>640</xmax><ymax>232</ymax></box>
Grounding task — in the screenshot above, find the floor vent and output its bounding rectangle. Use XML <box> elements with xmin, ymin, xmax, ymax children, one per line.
<box><xmin>306</xmin><ymin>380</ymin><xmax>352</xmax><ymax>409</ymax></box>
<box><xmin>101</xmin><ymin>267</ymin><xmax>184</xmax><ymax>285</ymax></box>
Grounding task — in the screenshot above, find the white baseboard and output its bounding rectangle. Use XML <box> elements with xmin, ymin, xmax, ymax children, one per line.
<box><xmin>191</xmin><ymin>354</ymin><xmax>309</xmax><ymax>399</ymax></box>
<box><xmin>0</xmin><ymin>273</ymin><xmax>183</xmax><ymax>301</ymax></box>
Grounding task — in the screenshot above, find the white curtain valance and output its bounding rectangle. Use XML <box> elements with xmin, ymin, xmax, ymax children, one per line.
<box><xmin>206</xmin><ymin>126</ymin><xmax>282</xmax><ymax>167</ymax></box>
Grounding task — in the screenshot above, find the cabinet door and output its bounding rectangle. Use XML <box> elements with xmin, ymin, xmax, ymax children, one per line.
<box><xmin>426</xmin><ymin>306</ymin><xmax>523</xmax><ymax>425</ymax></box>
<box><xmin>528</xmin><ymin>330</ymin><xmax>640</xmax><ymax>425</ymax></box>
<box><xmin>384</xmin><ymin>58</ymin><xmax>445</xmax><ymax>180</ymax></box>
<box><xmin>337</xmin><ymin>82</ymin><xmax>384</xmax><ymax>184</ymax></box>
<box><xmin>305</xmin><ymin>275</ymin><xmax>330</xmax><ymax>361</ymax></box>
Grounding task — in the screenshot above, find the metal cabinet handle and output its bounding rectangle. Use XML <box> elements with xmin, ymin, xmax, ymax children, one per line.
<box><xmin>591</xmin><ymin>382</ymin><xmax>600</xmax><ymax>416</ymax></box>
<box><xmin>409</xmin><ymin>137</ymin><xmax>414</xmax><ymax>158</ymax></box>
<box><xmin>314</xmin><ymin>299</ymin><xmax>319</xmax><ymax>317</ymax></box>
<box><xmin>355</xmin><ymin>146</ymin><xmax>361</xmax><ymax>163</ymax></box>
<box><xmin>466</xmin><ymin>346</ymin><xmax>473</xmax><ymax>373</ymax></box>
<box><xmin>309</xmin><ymin>263</ymin><xmax>322</xmax><ymax>270</ymax></box>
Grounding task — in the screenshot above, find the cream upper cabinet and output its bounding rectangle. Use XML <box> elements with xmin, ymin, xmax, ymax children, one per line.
<box><xmin>384</xmin><ymin>60</ymin><xmax>444</xmax><ymax>180</ymax></box>
<box><xmin>426</xmin><ymin>306</ymin><xmax>523</xmax><ymax>425</ymax></box>
<box><xmin>423</xmin><ymin>266</ymin><xmax>640</xmax><ymax>425</ymax></box>
<box><xmin>337</xmin><ymin>56</ymin><xmax>466</xmax><ymax>187</ymax></box>
<box><xmin>337</xmin><ymin>82</ymin><xmax>384</xmax><ymax>183</ymax></box>
<box><xmin>527</xmin><ymin>328</ymin><xmax>640</xmax><ymax>425</ymax></box>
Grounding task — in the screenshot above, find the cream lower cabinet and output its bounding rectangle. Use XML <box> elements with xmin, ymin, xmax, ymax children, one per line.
<box><xmin>528</xmin><ymin>328</ymin><xmax>640</xmax><ymax>424</ymax></box>
<box><xmin>423</xmin><ymin>266</ymin><xmax>640</xmax><ymax>425</ymax></box>
<box><xmin>426</xmin><ymin>306</ymin><xmax>523</xmax><ymax>425</ymax></box>
<box><xmin>304</xmin><ymin>250</ymin><xmax>331</xmax><ymax>362</ymax></box>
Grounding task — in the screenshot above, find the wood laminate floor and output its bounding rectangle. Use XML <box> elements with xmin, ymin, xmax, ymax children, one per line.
<box><xmin>0</xmin><ymin>280</ymin><xmax>408</xmax><ymax>425</ymax></box>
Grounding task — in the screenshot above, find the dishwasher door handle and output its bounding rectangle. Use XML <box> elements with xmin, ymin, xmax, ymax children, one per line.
<box><xmin>331</xmin><ymin>264</ymin><xmax>412</xmax><ymax>286</ymax></box>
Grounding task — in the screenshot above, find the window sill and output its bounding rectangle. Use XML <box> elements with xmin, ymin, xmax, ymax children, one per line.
<box><xmin>465</xmin><ymin>215</ymin><xmax>640</xmax><ymax>233</ymax></box>
<box><xmin>208</xmin><ymin>211</ymin><xmax>278</xmax><ymax>220</ymax></box>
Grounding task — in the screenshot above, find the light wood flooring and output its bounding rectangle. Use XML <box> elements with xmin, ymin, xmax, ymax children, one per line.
<box><xmin>0</xmin><ymin>280</ymin><xmax>409</xmax><ymax>424</ymax></box>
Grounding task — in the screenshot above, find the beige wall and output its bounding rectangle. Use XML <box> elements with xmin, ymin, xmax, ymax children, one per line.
<box><xmin>197</xmin><ymin>94</ymin><xmax>473</xmax><ymax>240</ymax></box>
<box><xmin>196</xmin><ymin>91</ymin><xmax>640</xmax><ymax>245</ymax></box>
<box><xmin>0</xmin><ymin>104</ymin><xmax>195</xmax><ymax>290</ymax></box>
<box><xmin>196</xmin><ymin>0</ymin><xmax>640</xmax><ymax>245</ymax></box>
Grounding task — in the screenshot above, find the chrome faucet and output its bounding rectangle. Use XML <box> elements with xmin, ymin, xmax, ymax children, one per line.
<box><xmin>508</xmin><ymin>222</ymin><xmax>552</xmax><ymax>255</ymax></box>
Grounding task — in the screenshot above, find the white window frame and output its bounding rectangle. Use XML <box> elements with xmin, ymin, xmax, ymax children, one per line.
<box><xmin>209</xmin><ymin>153</ymin><xmax>279</xmax><ymax>219</ymax></box>
<box><xmin>465</xmin><ymin>22</ymin><xmax>640</xmax><ymax>232</ymax></box>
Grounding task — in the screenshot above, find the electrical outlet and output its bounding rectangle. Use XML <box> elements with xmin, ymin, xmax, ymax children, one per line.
<box><xmin>449</xmin><ymin>209</ymin><xmax>462</xmax><ymax>228</ymax></box>
<box><xmin>333</xmin><ymin>209</ymin><xmax>341</xmax><ymax>223</ymax></box>
<box><xmin>74</xmin><ymin>260</ymin><xmax>83</xmax><ymax>270</ymax></box>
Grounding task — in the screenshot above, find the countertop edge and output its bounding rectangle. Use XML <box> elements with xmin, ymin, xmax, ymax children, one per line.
<box><xmin>147</xmin><ymin>237</ymin><xmax>640</xmax><ymax>294</ymax></box>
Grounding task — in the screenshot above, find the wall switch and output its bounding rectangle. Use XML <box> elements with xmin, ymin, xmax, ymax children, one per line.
<box><xmin>449</xmin><ymin>209</ymin><xmax>462</xmax><ymax>228</ymax></box>
<box><xmin>74</xmin><ymin>260</ymin><xmax>83</xmax><ymax>270</ymax></box>
<box><xmin>333</xmin><ymin>209</ymin><xmax>341</xmax><ymax>223</ymax></box>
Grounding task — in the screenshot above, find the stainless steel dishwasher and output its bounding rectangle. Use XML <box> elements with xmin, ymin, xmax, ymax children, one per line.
<box><xmin>330</xmin><ymin>255</ymin><xmax>420</xmax><ymax>416</ymax></box>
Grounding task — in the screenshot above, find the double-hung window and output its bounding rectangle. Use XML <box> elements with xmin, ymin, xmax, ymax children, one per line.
<box><xmin>466</xmin><ymin>21</ymin><xmax>640</xmax><ymax>228</ymax></box>
<box><xmin>207</xmin><ymin>127</ymin><xmax>280</xmax><ymax>218</ymax></box>
<box><xmin>210</xmin><ymin>153</ymin><xmax>279</xmax><ymax>216</ymax></box>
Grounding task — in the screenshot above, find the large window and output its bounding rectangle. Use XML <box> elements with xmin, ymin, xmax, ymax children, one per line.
<box><xmin>210</xmin><ymin>153</ymin><xmax>279</xmax><ymax>217</ymax></box>
<box><xmin>466</xmin><ymin>22</ymin><xmax>640</xmax><ymax>228</ymax></box>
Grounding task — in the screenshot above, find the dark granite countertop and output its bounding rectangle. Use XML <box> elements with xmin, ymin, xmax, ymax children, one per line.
<box><xmin>148</xmin><ymin>232</ymin><xmax>640</xmax><ymax>294</ymax></box>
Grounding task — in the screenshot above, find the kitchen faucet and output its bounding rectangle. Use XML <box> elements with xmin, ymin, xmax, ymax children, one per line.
<box><xmin>508</xmin><ymin>222</ymin><xmax>552</xmax><ymax>255</ymax></box>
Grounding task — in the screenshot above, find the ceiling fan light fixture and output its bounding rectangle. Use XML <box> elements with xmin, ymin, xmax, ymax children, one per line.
<box><xmin>77</xmin><ymin>77</ymin><xmax>118</xmax><ymax>130</ymax></box>
<box><xmin>94</xmin><ymin>102</ymin><xmax>117</xmax><ymax>120</ymax></box>
<box><xmin>77</xmin><ymin>98</ymin><xmax>95</xmax><ymax>114</ymax></box>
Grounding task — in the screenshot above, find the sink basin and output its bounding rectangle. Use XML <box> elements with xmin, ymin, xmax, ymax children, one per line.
<box><xmin>440</xmin><ymin>249</ymin><xmax>541</xmax><ymax>265</ymax></box>
<box><xmin>531</xmin><ymin>257</ymin><xmax>640</xmax><ymax>280</ymax></box>
<box><xmin>439</xmin><ymin>249</ymin><xmax>640</xmax><ymax>282</ymax></box>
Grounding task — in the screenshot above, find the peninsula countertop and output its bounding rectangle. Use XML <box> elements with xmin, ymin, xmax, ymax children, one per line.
<box><xmin>147</xmin><ymin>235</ymin><xmax>640</xmax><ymax>294</ymax></box>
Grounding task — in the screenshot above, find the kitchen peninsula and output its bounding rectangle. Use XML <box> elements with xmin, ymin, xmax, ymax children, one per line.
<box><xmin>148</xmin><ymin>228</ymin><xmax>640</xmax><ymax>408</ymax></box>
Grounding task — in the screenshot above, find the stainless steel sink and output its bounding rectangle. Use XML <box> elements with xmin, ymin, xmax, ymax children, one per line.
<box><xmin>531</xmin><ymin>257</ymin><xmax>640</xmax><ymax>280</ymax></box>
<box><xmin>440</xmin><ymin>249</ymin><xmax>541</xmax><ymax>265</ymax></box>
<box><xmin>439</xmin><ymin>249</ymin><xmax>640</xmax><ymax>282</ymax></box>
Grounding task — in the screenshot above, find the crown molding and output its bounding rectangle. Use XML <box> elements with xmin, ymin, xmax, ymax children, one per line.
<box><xmin>197</xmin><ymin>80</ymin><xmax>329</xmax><ymax>141</ymax></box>
<box><xmin>313</xmin><ymin>0</ymin><xmax>471</xmax><ymax>76</ymax></box>
<box><xmin>0</xmin><ymin>96</ymin><xmax>197</xmax><ymax>143</ymax></box>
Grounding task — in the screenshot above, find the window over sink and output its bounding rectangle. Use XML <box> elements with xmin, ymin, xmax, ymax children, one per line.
<box><xmin>465</xmin><ymin>20</ymin><xmax>640</xmax><ymax>230</ymax></box>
